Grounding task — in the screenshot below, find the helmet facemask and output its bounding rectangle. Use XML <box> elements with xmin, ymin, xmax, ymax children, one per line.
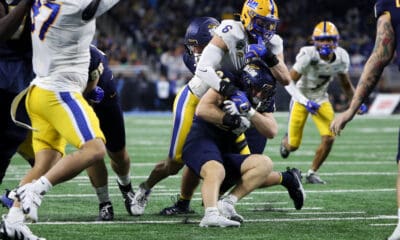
<box><xmin>248</xmin><ymin>15</ymin><xmax>279</xmax><ymax>43</ymax></box>
<box><xmin>313</xmin><ymin>37</ymin><xmax>338</xmax><ymax>56</ymax></box>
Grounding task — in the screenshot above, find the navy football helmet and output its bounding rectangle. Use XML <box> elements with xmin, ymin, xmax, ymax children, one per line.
<box><xmin>241</xmin><ymin>60</ymin><xmax>276</xmax><ymax>109</ymax></box>
<box><xmin>184</xmin><ymin>17</ymin><xmax>220</xmax><ymax>56</ymax></box>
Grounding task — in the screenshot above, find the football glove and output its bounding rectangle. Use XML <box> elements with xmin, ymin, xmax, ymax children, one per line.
<box><xmin>305</xmin><ymin>100</ymin><xmax>320</xmax><ymax>115</ymax></box>
<box><xmin>232</xmin><ymin>116</ymin><xmax>250</xmax><ymax>135</ymax></box>
<box><xmin>90</xmin><ymin>62</ymin><xmax>104</xmax><ymax>82</ymax></box>
<box><xmin>222</xmin><ymin>114</ymin><xmax>250</xmax><ymax>135</ymax></box>
<box><xmin>230</xmin><ymin>90</ymin><xmax>251</xmax><ymax>113</ymax></box>
<box><xmin>87</xmin><ymin>86</ymin><xmax>104</xmax><ymax>104</ymax></box>
<box><xmin>357</xmin><ymin>103</ymin><xmax>368</xmax><ymax>115</ymax></box>
<box><xmin>219</xmin><ymin>79</ymin><xmax>238</xmax><ymax>97</ymax></box>
<box><xmin>223</xmin><ymin>100</ymin><xmax>240</xmax><ymax>116</ymax></box>
<box><xmin>245</xmin><ymin>44</ymin><xmax>267</xmax><ymax>60</ymax></box>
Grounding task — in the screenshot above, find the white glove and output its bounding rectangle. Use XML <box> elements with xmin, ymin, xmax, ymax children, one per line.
<box><xmin>223</xmin><ymin>100</ymin><xmax>240</xmax><ymax>115</ymax></box>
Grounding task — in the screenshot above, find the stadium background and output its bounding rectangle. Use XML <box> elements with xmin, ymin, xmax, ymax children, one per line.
<box><xmin>94</xmin><ymin>0</ymin><xmax>399</xmax><ymax>113</ymax></box>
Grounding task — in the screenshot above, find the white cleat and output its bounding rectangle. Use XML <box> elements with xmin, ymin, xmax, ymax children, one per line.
<box><xmin>16</xmin><ymin>183</ymin><xmax>43</xmax><ymax>223</ymax></box>
<box><xmin>199</xmin><ymin>212</ymin><xmax>240</xmax><ymax>228</ymax></box>
<box><xmin>217</xmin><ymin>198</ymin><xmax>244</xmax><ymax>223</ymax></box>
<box><xmin>388</xmin><ymin>224</ymin><xmax>400</xmax><ymax>240</ymax></box>
<box><xmin>130</xmin><ymin>187</ymin><xmax>151</xmax><ymax>216</ymax></box>
<box><xmin>0</xmin><ymin>214</ymin><xmax>45</xmax><ymax>240</ymax></box>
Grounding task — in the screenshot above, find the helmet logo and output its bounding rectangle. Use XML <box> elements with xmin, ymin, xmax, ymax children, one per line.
<box><xmin>247</xmin><ymin>0</ymin><xmax>259</xmax><ymax>9</ymax></box>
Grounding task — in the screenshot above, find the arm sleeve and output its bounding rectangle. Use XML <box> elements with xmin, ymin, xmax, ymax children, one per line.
<box><xmin>194</xmin><ymin>43</ymin><xmax>225</xmax><ymax>91</ymax></box>
<box><xmin>284</xmin><ymin>81</ymin><xmax>309</xmax><ymax>105</ymax></box>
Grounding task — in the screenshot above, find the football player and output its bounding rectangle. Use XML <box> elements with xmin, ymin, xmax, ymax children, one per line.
<box><xmin>0</xmin><ymin>0</ymin><xmax>35</xmax><ymax>185</ymax></box>
<box><xmin>158</xmin><ymin>0</ymin><xmax>295</xmax><ymax>216</ymax></box>
<box><xmin>330</xmin><ymin>1</ymin><xmax>400</xmax><ymax>239</ymax></box>
<box><xmin>84</xmin><ymin>45</ymin><xmax>136</xmax><ymax>220</ymax></box>
<box><xmin>130</xmin><ymin>17</ymin><xmax>223</xmax><ymax>216</ymax></box>
<box><xmin>0</xmin><ymin>1</ymin><xmax>120</xmax><ymax>239</ymax></box>
<box><xmin>281</xmin><ymin>21</ymin><xmax>367</xmax><ymax>184</ymax></box>
<box><xmin>183</xmin><ymin>61</ymin><xmax>305</xmax><ymax>227</ymax></box>
<box><xmin>1</xmin><ymin>45</ymin><xmax>137</xmax><ymax>222</ymax></box>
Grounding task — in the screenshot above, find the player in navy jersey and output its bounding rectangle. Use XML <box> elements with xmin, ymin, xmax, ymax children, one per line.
<box><xmin>183</xmin><ymin>61</ymin><xmax>305</xmax><ymax>227</ymax></box>
<box><xmin>330</xmin><ymin>0</ymin><xmax>400</xmax><ymax>239</ymax></box>
<box><xmin>0</xmin><ymin>0</ymin><xmax>34</xmax><ymax>184</ymax></box>
<box><xmin>84</xmin><ymin>45</ymin><xmax>136</xmax><ymax>220</ymax></box>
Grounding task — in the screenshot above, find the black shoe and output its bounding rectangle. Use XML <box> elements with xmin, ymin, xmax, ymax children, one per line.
<box><xmin>284</xmin><ymin>167</ymin><xmax>306</xmax><ymax>210</ymax></box>
<box><xmin>159</xmin><ymin>195</ymin><xmax>195</xmax><ymax>216</ymax></box>
<box><xmin>117</xmin><ymin>182</ymin><xmax>135</xmax><ymax>215</ymax></box>
<box><xmin>280</xmin><ymin>134</ymin><xmax>290</xmax><ymax>158</ymax></box>
<box><xmin>97</xmin><ymin>201</ymin><xmax>114</xmax><ymax>221</ymax></box>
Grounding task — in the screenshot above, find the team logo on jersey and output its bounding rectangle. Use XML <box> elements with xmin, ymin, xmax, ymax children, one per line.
<box><xmin>247</xmin><ymin>0</ymin><xmax>259</xmax><ymax>9</ymax></box>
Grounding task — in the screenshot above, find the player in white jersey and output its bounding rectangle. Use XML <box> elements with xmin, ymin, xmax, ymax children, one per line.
<box><xmin>191</xmin><ymin>0</ymin><xmax>293</xmax><ymax>226</ymax></box>
<box><xmin>0</xmin><ymin>1</ymin><xmax>120</xmax><ymax>239</ymax></box>
<box><xmin>281</xmin><ymin>21</ymin><xmax>367</xmax><ymax>184</ymax></box>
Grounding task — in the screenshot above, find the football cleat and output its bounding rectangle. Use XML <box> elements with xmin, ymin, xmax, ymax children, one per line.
<box><xmin>199</xmin><ymin>210</ymin><xmax>240</xmax><ymax>228</ymax></box>
<box><xmin>117</xmin><ymin>182</ymin><xmax>136</xmax><ymax>216</ymax></box>
<box><xmin>97</xmin><ymin>201</ymin><xmax>114</xmax><ymax>221</ymax></box>
<box><xmin>159</xmin><ymin>195</ymin><xmax>195</xmax><ymax>216</ymax></box>
<box><xmin>130</xmin><ymin>186</ymin><xmax>151</xmax><ymax>216</ymax></box>
<box><xmin>217</xmin><ymin>197</ymin><xmax>244</xmax><ymax>223</ymax></box>
<box><xmin>15</xmin><ymin>183</ymin><xmax>43</xmax><ymax>223</ymax></box>
<box><xmin>280</xmin><ymin>134</ymin><xmax>290</xmax><ymax>158</ymax></box>
<box><xmin>306</xmin><ymin>172</ymin><xmax>326</xmax><ymax>184</ymax></box>
<box><xmin>388</xmin><ymin>223</ymin><xmax>400</xmax><ymax>240</ymax></box>
<box><xmin>0</xmin><ymin>214</ymin><xmax>45</xmax><ymax>240</ymax></box>
<box><xmin>284</xmin><ymin>168</ymin><xmax>306</xmax><ymax>210</ymax></box>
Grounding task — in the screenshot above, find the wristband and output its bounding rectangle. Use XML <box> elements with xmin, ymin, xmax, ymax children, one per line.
<box><xmin>246</xmin><ymin>108</ymin><xmax>256</xmax><ymax>119</ymax></box>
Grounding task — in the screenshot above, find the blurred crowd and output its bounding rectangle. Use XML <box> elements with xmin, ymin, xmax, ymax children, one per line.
<box><xmin>94</xmin><ymin>0</ymin><xmax>379</xmax><ymax>112</ymax></box>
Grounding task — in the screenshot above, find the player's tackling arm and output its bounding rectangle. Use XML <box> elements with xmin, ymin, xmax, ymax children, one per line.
<box><xmin>268</xmin><ymin>52</ymin><xmax>290</xmax><ymax>86</ymax></box>
<box><xmin>284</xmin><ymin>69</ymin><xmax>309</xmax><ymax>105</ymax></box>
<box><xmin>0</xmin><ymin>0</ymin><xmax>32</xmax><ymax>40</ymax></box>
<box><xmin>195</xmin><ymin>35</ymin><xmax>237</xmax><ymax>97</ymax></box>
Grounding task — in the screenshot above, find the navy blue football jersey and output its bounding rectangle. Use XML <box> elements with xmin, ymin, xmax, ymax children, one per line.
<box><xmin>0</xmin><ymin>0</ymin><xmax>31</xmax><ymax>60</ymax></box>
<box><xmin>89</xmin><ymin>45</ymin><xmax>116</xmax><ymax>98</ymax></box>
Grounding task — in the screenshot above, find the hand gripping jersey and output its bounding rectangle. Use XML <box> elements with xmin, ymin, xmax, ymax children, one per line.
<box><xmin>375</xmin><ymin>0</ymin><xmax>400</xmax><ymax>69</ymax></box>
<box><xmin>30</xmin><ymin>0</ymin><xmax>119</xmax><ymax>93</ymax></box>
<box><xmin>292</xmin><ymin>46</ymin><xmax>350</xmax><ymax>104</ymax></box>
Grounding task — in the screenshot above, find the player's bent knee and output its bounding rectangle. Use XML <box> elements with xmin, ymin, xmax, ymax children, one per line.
<box><xmin>82</xmin><ymin>138</ymin><xmax>107</xmax><ymax>162</ymax></box>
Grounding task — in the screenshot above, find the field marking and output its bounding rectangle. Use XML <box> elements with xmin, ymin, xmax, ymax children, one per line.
<box><xmin>29</xmin><ymin>187</ymin><xmax>394</xmax><ymax>198</ymax></box>
<box><xmin>287</xmin><ymin>211</ymin><xmax>365</xmax><ymax>215</ymax></box>
<box><xmin>3</xmin><ymin>170</ymin><xmax>398</xmax><ymax>182</ymax></box>
<box><xmin>29</xmin><ymin>215</ymin><xmax>397</xmax><ymax>225</ymax></box>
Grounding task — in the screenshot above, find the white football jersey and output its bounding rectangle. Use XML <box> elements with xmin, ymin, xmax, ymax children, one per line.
<box><xmin>189</xmin><ymin>19</ymin><xmax>284</xmax><ymax>98</ymax></box>
<box><xmin>293</xmin><ymin>46</ymin><xmax>350</xmax><ymax>103</ymax></box>
<box><xmin>214</xmin><ymin>19</ymin><xmax>283</xmax><ymax>72</ymax></box>
<box><xmin>30</xmin><ymin>0</ymin><xmax>119</xmax><ymax>92</ymax></box>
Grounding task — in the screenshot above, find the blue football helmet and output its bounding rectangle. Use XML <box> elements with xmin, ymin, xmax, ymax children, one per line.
<box><xmin>241</xmin><ymin>60</ymin><xmax>276</xmax><ymax>107</ymax></box>
<box><xmin>184</xmin><ymin>17</ymin><xmax>220</xmax><ymax>55</ymax></box>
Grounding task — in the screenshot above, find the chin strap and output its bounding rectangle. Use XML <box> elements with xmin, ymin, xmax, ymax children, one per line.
<box><xmin>82</xmin><ymin>0</ymin><xmax>101</xmax><ymax>21</ymax></box>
